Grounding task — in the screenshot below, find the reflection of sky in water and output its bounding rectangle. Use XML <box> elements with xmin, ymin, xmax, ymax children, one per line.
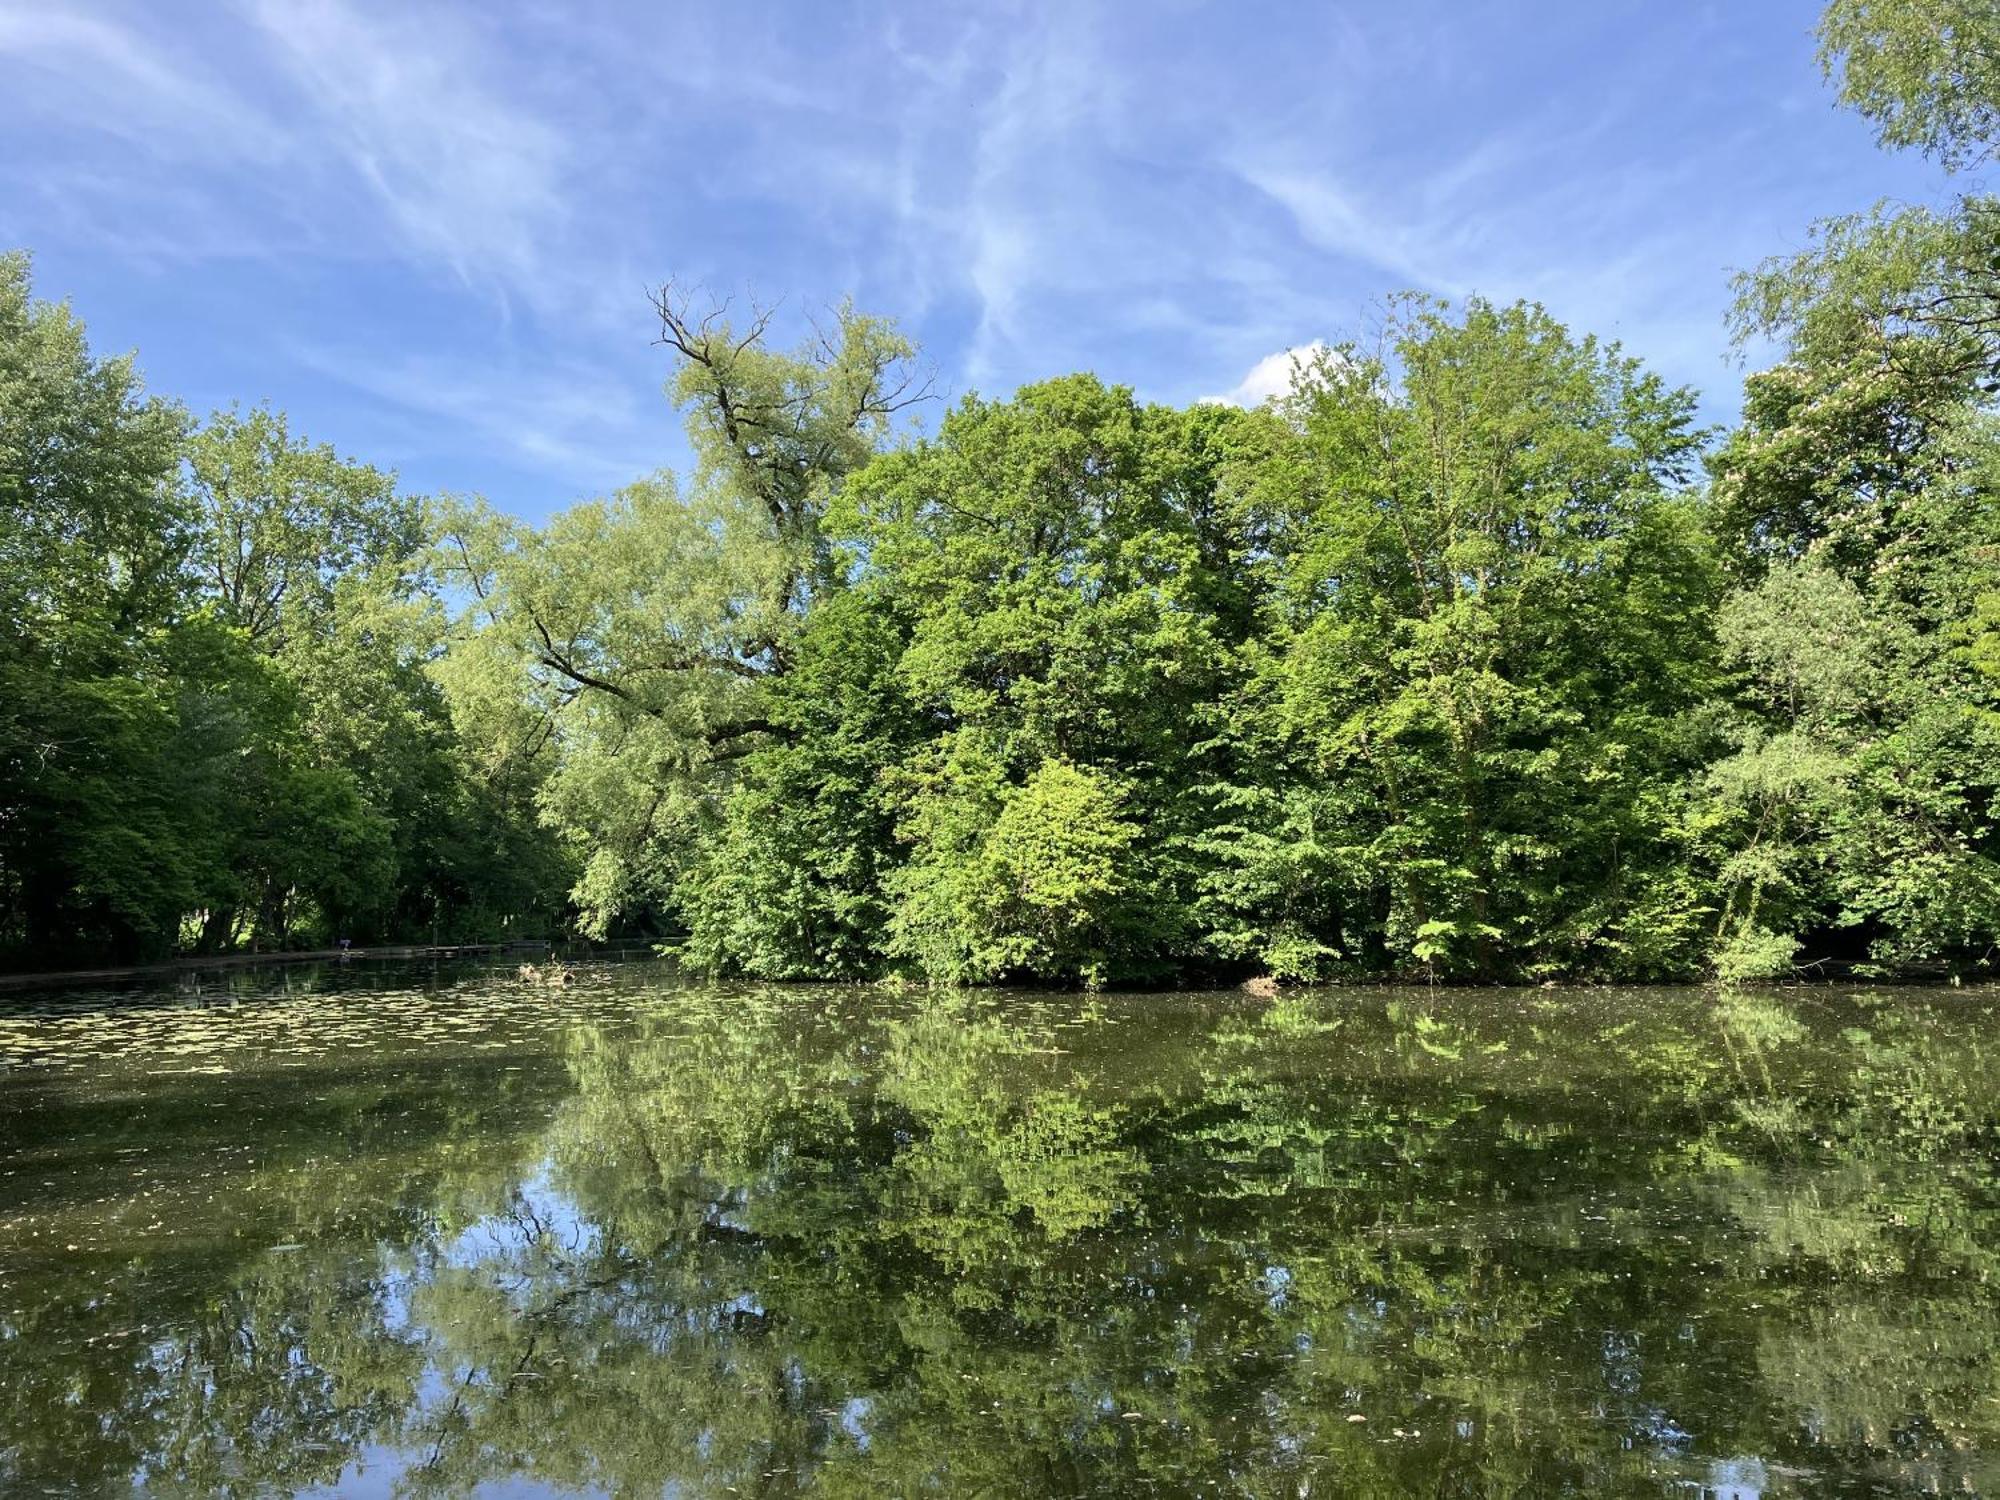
<box><xmin>443</xmin><ymin>1166</ymin><xmax>602</xmax><ymax>1272</ymax></box>
<box><xmin>2</xmin><ymin>964</ymin><xmax>1997</xmax><ymax>1496</ymax></box>
<box><xmin>1698</xmin><ymin>1456</ymin><xmax>1768</xmax><ymax>1498</ymax></box>
<box><xmin>304</xmin><ymin>1446</ymin><xmax>623</xmax><ymax>1500</ymax></box>
<box><xmin>840</xmin><ymin>1395</ymin><xmax>874</xmax><ymax>1451</ymax></box>
<box><xmin>1261</xmin><ymin>1262</ymin><xmax>1292</xmax><ymax>1310</ymax></box>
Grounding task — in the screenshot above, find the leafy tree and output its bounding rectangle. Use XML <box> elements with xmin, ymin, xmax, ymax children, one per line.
<box><xmin>433</xmin><ymin>300</ymin><xmax>924</xmax><ymax>940</ymax></box>
<box><xmin>674</xmin><ymin>586</ymin><xmax>918</xmax><ymax>978</ymax></box>
<box><xmin>1736</xmin><ymin>1</ymin><xmax>2000</xmax><ymax>383</ymax></box>
<box><xmin>0</xmin><ymin>251</ymin><xmax>199</xmax><ymax>962</ymax></box>
<box><xmin>1262</xmin><ymin>298</ymin><xmax>1720</xmax><ymax>979</ymax></box>
<box><xmin>827</xmin><ymin>376</ymin><xmax>1274</xmax><ymax>982</ymax></box>
<box><xmin>1707</xmin><ymin>0</ymin><xmax>2000</xmax><ymax>978</ymax></box>
<box><xmin>185</xmin><ymin>403</ymin><xmax>415</xmax><ymax>647</ymax></box>
<box><xmin>0</xmin><ymin>252</ymin><xmax>566</xmax><ymax>965</ymax></box>
<box><xmin>176</xmin><ymin>406</ymin><xmax>561</xmax><ymax>951</ymax></box>
<box><xmin>1821</xmin><ymin>0</ymin><xmax>2000</xmax><ymax>172</ymax></box>
<box><xmin>889</xmin><ymin>758</ymin><xmax>1146</xmax><ymax>985</ymax></box>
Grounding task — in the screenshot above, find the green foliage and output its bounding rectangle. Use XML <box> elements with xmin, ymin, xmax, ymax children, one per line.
<box><xmin>430</xmin><ymin>476</ymin><xmax>787</xmax><ymax>938</ymax></box>
<box><xmin>1820</xmin><ymin>0</ymin><xmax>2000</xmax><ymax>170</ymax></box>
<box><xmin>1260</xmin><ymin>299</ymin><xmax>1720</xmax><ymax>979</ymax></box>
<box><xmin>0</xmin><ymin>253</ymin><xmax>565</xmax><ymax>967</ymax></box>
<box><xmin>1696</xmin><ymin>0</ymin><xmax>2000</xmax><ymax>981</ymax></box>
<box><xmin>185</xmin><ymin>403</ymin><xmax>416</xmax><ymax>645</ymax></box>
<box><xmin>1704</xmin><ymin>338</ymin><xmax>2000</xmax><ymax>976</ymax></box>
<box><xmin>0</xmin><ymin>250</ymin><xmax>195</xmax><ymax>961</ymax></box>
<box><xmin>10</xmin><ymin>0</ymin><xmax>2000</xmax><ymax>979</ymax></box>
<box><xmin>675</xmin><ymin>589</ymin><xmax>916</xmax><ymax>978</ymax></box>
<box><xmin>1738</xmin><ymin>2</ymin><xmax>2000</xmax><ymax>381</ymax></box>
<box><xmin>1713</xmin><ymin>923</ymin><xmax>1802</xmax><ymax>983</ymax></box>
<box><xmin>429</xmin><ymin>299</ymin><xmax>923</xmax><ymax>944</ymax></box>
<box><xmin>889</xmin><ymin>757</ymin><xmax>1146</xmax><ymax>985</ymax></box>
<box><xmin>434</xmin><ymin>273</ymin><xmax>2000</xmax><ymax>984</ymax></box>
<box><xmin>814</xmin><ymin>374</ymin><xmax>1270</xmax><ymax>983</ymax></box>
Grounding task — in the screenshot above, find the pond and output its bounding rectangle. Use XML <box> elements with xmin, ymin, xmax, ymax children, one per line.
<box><xmin>1</xmin><ymin>961</ymin><xmax>1996</xmax><ymax>1497</ymax></box>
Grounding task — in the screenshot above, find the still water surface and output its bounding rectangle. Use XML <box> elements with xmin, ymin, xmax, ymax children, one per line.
<box><xmin>1</xmin><ymin>961</ymin><xmax>1997</xmax><ymax>1496</ymax></box>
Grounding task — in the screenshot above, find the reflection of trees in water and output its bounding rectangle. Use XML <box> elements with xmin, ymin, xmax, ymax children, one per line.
<box><xmin>0</xmin><ymin>1046</ymin><xmax>556</xmax><ymax>1496</ymax></box>
<box><xmin>4</xmin><ymin>985</ymin><xmax>2000</xmax><ymax>1496</ymax></box>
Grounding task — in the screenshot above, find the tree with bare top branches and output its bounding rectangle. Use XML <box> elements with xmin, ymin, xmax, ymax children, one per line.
<box><xmin>430</xmin><ymin>290</ymin><xmax>930</xmax><ymax>938</ymax></box>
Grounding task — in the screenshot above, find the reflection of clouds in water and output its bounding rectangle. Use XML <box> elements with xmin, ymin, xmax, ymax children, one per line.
<box><xmin>1705</xmin><ymin>1455</ymin><xmax>1768</xmax><ymax>1499</ymax></box>
<box><xmin>840</xmin><ymin>1395</ymin><xmax>875</xmax><ymax>1452</ymax></box>
<box><xmin>440</xmin><ymin>1165</ymin><xmax>601</xmax><ymax>1272</ymax></box>
<box><xmin>1260</xmin><ymin>1262</ymin><xmax>1292</xmax><ymax>1310</ymax></box>
<box><xmin>4</xmin><ymin>969</ymin><xmax>2000</xmax><ymax>1496</ymax></box>
<box><xmin>1636</xmin><ymin>1404</ymin><xmax>1694</xmax><ymax>1450</ymax></box>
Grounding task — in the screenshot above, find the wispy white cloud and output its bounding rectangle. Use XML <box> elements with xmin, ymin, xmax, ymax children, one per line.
<box><xmin>238</xmin><ymin>0</ymin><xmax>567</xmax><ymax>304</ymax></box>
<box><xmin>0</xmin><ymin>0</ymin><xmax>1952</xmax><ymax>517</ymax></box>
<box><xmin>1227</xmin><ymin>127</ymin><xmax>1773</xmax><ymax>401</ymax></box>
<box><xmin>0</xmin><ymin>4</ymin><xmax>282</xmax><ymax>160</ymax></box>
<box><xmin>293</xmin><ymin>342</ymin><xmax>665</xmax><ymax>499</ymax></box>
<box><xmin>0</xmin><ymin>0</ymin><xmax>578</xmax><ymax>309</ymax></box>
<box><xmin>1237</xmin><ymin>167</ymin><xmax>1474</xmax><ymax>300</ymax></box>
<box><xmin>955</xmin><ymin>8</ymin><xmax>1123</xmax><ymax>385</ymax></box>
<box><xmin>1202</xmin><ymin>341</ymin><xmax>1332</xmax><ymax>407</ymax></box>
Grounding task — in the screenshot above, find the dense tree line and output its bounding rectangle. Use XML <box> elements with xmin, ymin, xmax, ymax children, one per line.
<box><xmin>0</xmin><ymin>259</ymin><xmax>568</xmax><ymax>968</ymax></box>
<box><xmin>4</xmin><ymin>0</ymin><xmax>1998</xmax><ymax>981</ymax></box>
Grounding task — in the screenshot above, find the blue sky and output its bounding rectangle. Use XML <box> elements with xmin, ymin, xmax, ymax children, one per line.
<box><xmin>0</xmin><ymin>0</ymin><xmax>1945</xmax><ymax>521</ymax></box>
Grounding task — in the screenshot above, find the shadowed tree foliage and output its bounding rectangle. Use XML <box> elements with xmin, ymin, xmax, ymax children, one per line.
<box><xmin>0</xmin><ymin>254</ymin><xmax>566</xmax><ymax>968</ymax></box>
<box><xmin>7</xmin><ymin>0</ymin><xmax>2000</xmax><ymax>980</ymax></box>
